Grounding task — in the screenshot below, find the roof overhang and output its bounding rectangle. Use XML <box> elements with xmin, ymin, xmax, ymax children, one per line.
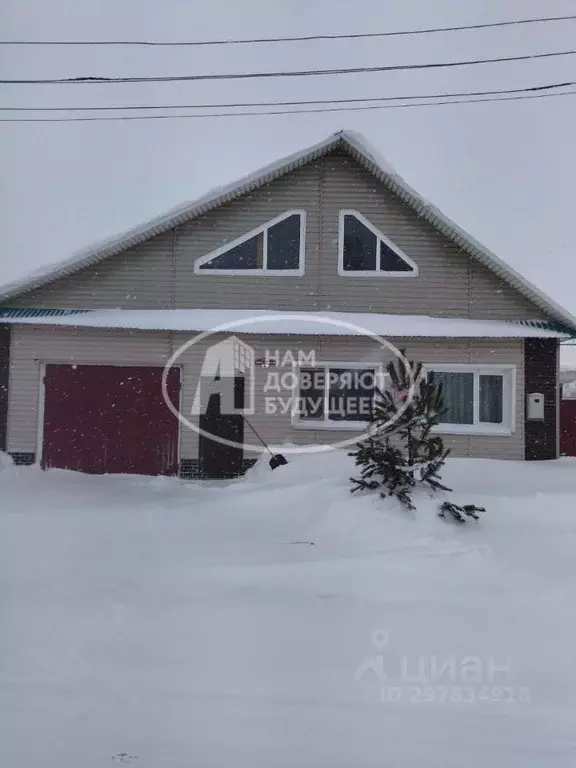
<box><xmin>3</xmin><ymin>309</ymin><xmax>569</xmax><ymax>338</ymax></box>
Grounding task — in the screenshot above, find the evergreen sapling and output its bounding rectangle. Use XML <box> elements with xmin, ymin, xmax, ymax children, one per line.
<box><xmin>349</xmin><ymin>354</ymin><xmax>485</xmax><ymax>522</ymax></box>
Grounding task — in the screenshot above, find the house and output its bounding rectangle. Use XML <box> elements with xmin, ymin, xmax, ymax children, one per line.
<box><xmin>0</xmin><ymin>130</ymin><xmax>574</xmax><ymax>478</ymax></box>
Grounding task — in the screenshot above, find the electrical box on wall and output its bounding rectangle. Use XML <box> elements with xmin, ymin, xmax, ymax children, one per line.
<box><xmin>527</xmin><ymin>392</ymin><xmax>545</xmax><ymax>420</ymax></box>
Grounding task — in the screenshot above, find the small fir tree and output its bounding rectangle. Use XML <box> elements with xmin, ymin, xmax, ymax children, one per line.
<box><xmin>350</xmin><ymin>354</ymin><xmax>484</xmax><ymax>522</ymax></box>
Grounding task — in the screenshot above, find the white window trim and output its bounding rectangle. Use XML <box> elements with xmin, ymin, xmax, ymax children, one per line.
<box><xmin>194</xmin><ymin>210</ymin><xmax>306</xmax><ymax>276</ymax></box>
<box><xmin>291</xmin><ymin>361</ymin><xmax>384</xmax><ymax>431</ymax></box>
<box><xmin>423</xmin><ymin>363</ymin><xmax>516</xmax><ymax>436</ymax></box>
<box><xmin>337</xmin><ymin>209</ymin><xmax>418</xmax><ymax>278</ymax></box>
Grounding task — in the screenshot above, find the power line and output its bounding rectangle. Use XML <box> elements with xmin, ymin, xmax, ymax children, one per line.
<box><xmin>2</xmin><ymin>88</ymin><xmax>574</xmax><ymax>122</ymax></box>
<box><xmin>2</xmin><ymin>81</ymin><xmax>573</xmax><ymax>112</ymax></box>
<box><xmin>3</xmin><ymin>48</ymin><xmax>576</xmax><ymax>85</ymax></box>
<box><xmin>1</xmin><ymin>14</ymin><xmax>575</xmax><ymax>46</ymax></box>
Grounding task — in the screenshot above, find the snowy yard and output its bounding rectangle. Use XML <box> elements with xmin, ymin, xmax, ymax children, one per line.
<box><xmin>2</xmin><ymin>452</ymin><xmax>576</xmax><ymax>767</ymax></box>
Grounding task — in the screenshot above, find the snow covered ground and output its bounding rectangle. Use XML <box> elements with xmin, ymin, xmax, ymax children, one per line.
<box><xmin>1</xmin><ymin>452</ymin><xmax>576</xmax><ymax>767</ymax></box>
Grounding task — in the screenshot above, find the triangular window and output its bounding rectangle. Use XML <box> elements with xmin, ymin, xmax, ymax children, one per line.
<box><xmin>338</xmin><ymin>210</ymin><xmax>418</xmax><ymax>276</ymax></box>
<box><xmin>195</xmin><ymin>210</ymin><xmax>305</xmax><ymax>275</ymax></box>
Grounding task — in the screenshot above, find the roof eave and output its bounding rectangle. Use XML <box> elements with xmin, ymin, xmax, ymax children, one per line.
<box><xmin>0</xmin><ymin>135</ymin><xmax>341</xmax><ymax>303</ymax></box>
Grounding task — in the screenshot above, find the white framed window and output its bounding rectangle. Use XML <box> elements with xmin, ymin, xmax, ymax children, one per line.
<box><xmin>424</xmin><ymin>364</ymin><xmax>516</xmax><ymax>436</ymax></box>
<box><xmin>194</xmin><ymin>210</ymin><xmax>306</xmax><ymax>275</ymax></box>
<box><xmin>292</xmin><ymin>362</ymin><xmax>383</xmax><ymax>430</ymax></box>
<box><xmin>338</xmin><ymin>210</ymin><xmax>418</xmax><ymax>277</ymax></box>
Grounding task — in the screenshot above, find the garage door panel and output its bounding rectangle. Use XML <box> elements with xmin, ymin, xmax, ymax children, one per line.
<box><xmin>42</xmin><ymin>365</ymin><xmax>180</xmax><ymax>476</ymax></box>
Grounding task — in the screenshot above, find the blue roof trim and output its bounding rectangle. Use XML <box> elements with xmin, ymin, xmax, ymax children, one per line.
<box><xmin>0</xmin><ymin>309</ymin><xmax>573</xmax><ymax>337</ymax></box>
<box><xmin>0</xmin><ymin>308</ymin><xmax>90</xmax><ymax>319</ymax></box>
<box><xmin>517</xmin><ymin>318</ymin><xmax>575</xmax><ymax>336</ymax></box>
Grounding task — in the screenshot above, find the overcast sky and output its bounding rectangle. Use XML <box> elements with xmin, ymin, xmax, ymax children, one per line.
<box><xmin>1</xmin><ymin>0</ymin><xmax>576</xmax><ymax>360</ymax></box>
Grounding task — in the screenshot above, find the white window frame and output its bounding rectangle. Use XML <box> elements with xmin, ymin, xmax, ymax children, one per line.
<box><xmin>423</xmin><ymin>364</ymin><xmax>516</xmax><ymax>436</ymax></box>
<box><xmin>291</xmin><ymin>361</ymin><xmax>384</xmax><ymax>431</ymax></box>
<box><xmin>338</xmin><ymin>209</ymin><xmax>418</xmax><ymax>278</ymax></box>
<box><xmin>194</xmin><ymin>210</ymin><xmax>306</xmax><ymax>276</ymax></box>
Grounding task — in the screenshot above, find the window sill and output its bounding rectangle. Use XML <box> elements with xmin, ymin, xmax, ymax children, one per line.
<box><xmin>433</xmin><ymin>425</ymin><xmax>513</xmax><ymax>437</ymax></box>
<box><xmin>194</xmin><ymin>269</ymin><xmax>304</xmax><ymax>277</ymax></box>
<box><xmin>337</xmin><ymin>270</ymin><xmax>418</xmax><ymax>278</ymax></box>
<box><xmin>292</xmin><ymin>420</ymin><xmax>369</xmax><ymax>431</ymax></box>
<box><xmin>292</xmin><ymin>422</ymin><xmax>513</xmax><ymax>436</ymax></box>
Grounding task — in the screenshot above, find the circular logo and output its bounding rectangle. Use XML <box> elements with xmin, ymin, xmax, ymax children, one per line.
<box><xmin>161</xmin><ymin>313</ymin><xmax>416</xmax><ymax>455</ymax></box>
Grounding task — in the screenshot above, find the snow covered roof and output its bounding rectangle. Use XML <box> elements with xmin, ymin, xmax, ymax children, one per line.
<box><xmin>4</xmin><ymin>308</ymin><xmax>568</xmax><ymax>338</ymax></box>
<box><xmin>1</xmin><ymin>129</ymin><xmax>575</xmax><ymax>333</ymax></box>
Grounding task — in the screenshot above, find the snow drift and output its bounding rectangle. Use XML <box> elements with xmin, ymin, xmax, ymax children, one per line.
<box><xmin>1</xmin><ymin>452</ymin><xmax>576</xmax><ymax>767</ymax></box>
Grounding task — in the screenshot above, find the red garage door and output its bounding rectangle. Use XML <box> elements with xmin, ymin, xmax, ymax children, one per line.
<box><xmin>42</xmin><ymin>365</ymin><xmax>180</xmax><ymax>476</ymax></box>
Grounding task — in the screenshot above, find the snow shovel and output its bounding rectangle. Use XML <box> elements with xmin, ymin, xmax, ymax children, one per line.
<box><xmin>243</xmin><ymin>416</ymin><xmax>288</xmax><ymax>470</ymax></box>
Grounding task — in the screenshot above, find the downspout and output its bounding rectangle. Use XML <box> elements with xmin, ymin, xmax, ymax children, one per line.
<box><xmin>0</xmin><ymin>324</ymin><xmax>10</xmax><ymax>452</ymax></box>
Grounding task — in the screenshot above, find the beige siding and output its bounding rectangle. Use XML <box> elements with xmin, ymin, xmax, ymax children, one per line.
<box><xmin>174</xmin><ymin>163</ymin><xmax>321</xmax><ymax>310</ymax></box>
<box><xmin>7</xmin><ymin>152</ymin><xmax>547</xmax><ymax>323</ymax></box>
<box><xmin>235</xmin><ymin>335</ymin><xmax>524</xmax><ymax>461</ymax></box>
<box><xmin>7</xmin><ymin>326</ymin><xmax>523</xmax><ymax>461</ymax></box>
<box><xmin>7</xmin><ymin>326</ymin><xmax>173</xmax><ymax>453</ymax></box>
<box><xmin>318</xmin><ymin>156</ymin><xmax>470</xmax><ymax>316</ymax></box>
<box><xmin>316</xmin><ymin>155</ymin><xmax>544</xmax><ymax>320</ymax></box>
<box><xmin>469</xmin><ymin>261</ymin><xmax>541</xmax><ymax>320</ymax></box>
<box><xmin>10</xmin><ymin>232</ymin><xmax>175</xmax><ymax>310</ymax></box>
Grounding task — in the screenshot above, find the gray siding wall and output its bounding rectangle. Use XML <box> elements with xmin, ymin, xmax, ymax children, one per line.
<box><xmin>8</xmin><ymin>154</ymin><xmax>546</xmax><ymax>323</ymax></box>
<box><xmin>7</xmin><ymin>326</ymin><xmax>524</xmax><ymax>461</ymax></box>
<box><xmin>7</xmin><ymin>326</ymin><xmax>173</xmax><ymax>453</ymax></box>
<box><xmin>227</xmin><ymin>334</ymin><xmax>524</xmax><ymax>461</ymax></box>
<box><xmin>10</xmin><ymin>233</ymin><xmax>175</xmax><ymax>310</ymax></box>
<box><xmin>175</xmin><ymin>163</ymin><xmax>320</xmax><ymax>310</ymax></box>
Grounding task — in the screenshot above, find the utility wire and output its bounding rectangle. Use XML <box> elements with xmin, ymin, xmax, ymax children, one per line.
<box><xmin>2</xmin><ymin>48</ymin><xmax>576</xmax><ymax>85</ymax></box>
<box><xmin>2</xmin><ymin>81</ymin><xmax>574</xmax><ymax>112</ymax></box>
<box><xmin>2</xmin><ymin>88</ymin><xmax>574</xmax><ymax>122</ymax></box>
<box><xmin>1</xmin><ymin>14</ymin><xmax>575</xmax><ymax>46</ymax></box>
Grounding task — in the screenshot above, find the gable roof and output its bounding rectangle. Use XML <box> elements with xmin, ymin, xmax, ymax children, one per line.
<box><xmin>1</xmin><ymin>129</ymin><xmax>575</xmax><ymax>332</ymax></box>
